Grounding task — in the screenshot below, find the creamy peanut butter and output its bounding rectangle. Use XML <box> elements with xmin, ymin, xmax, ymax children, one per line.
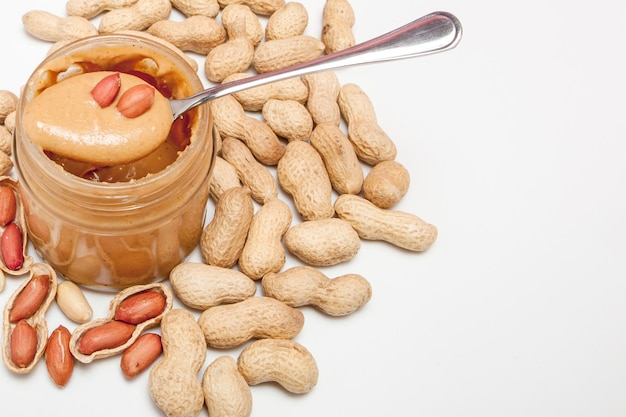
<box><xmin>22</xmin><ymin>71</ymin><xmax>173</xmax><ymax>166</ymax></box>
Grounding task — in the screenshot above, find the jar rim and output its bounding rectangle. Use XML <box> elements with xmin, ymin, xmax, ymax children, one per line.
<box><xmin>14</xmin><ymin>32</ymin><xmax>211</xmax><ymax>199</ymax></box>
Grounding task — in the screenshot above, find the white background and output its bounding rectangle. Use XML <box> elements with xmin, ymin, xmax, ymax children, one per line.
<box><xmin>2</xmin><ymin>1</ymin><xmax>626</xmax><ymax>416</ymax></box>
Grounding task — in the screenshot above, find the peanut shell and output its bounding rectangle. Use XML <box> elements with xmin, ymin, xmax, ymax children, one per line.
<box><xmin>69</xmin><ymin>282</ymin><xmax>173</xmax><ymax>363</ymax></box>
<box><xmin>2</xmin><ymin>263</ymin><xmax>57</xmax><ymax>374</ymax></box>
<box><xmin>0</xmin><ymin>177</ymin><xmax>34</xmax><ymax>275</ymax></box>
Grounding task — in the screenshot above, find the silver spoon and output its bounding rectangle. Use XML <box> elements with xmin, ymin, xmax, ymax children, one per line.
<box><xmin>169</xmin><ymin>10</ymin><xmax>462</xmax><ymax>119</ymax></box>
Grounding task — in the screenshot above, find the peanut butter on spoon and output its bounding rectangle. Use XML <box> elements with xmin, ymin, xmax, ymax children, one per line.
<box><xmin>22</xmin><ymin>71</ymin><xmax>172</xmax><ymax>166</ymax></box>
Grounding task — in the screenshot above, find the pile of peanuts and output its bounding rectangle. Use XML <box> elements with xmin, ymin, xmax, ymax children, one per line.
<box><xmin>2</xmin><ymin>1</ymin><xmax>439</xmax><ymax>416</ymax></box>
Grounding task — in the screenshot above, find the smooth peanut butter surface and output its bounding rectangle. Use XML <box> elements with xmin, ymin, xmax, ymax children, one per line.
<box><xmin>23</xmin><ymin>71</ymin><xmax>172</xmax><ymax>166</ymax></box>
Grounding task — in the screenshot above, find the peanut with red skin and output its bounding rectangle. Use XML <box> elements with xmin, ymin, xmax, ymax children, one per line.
<box><xmin>121</xmin><ymin>333</ymin><xmax>162</xmax><ymax>378</ymax></box>
<box><xmin>10</xmin><ymin>320</ymin><xmax>38</xmax><ymax>368</ymax></box>
<box><xmin>45</xmin><ymin>325</ymin><xmax>74</xmax><ymax>387</ymax></box>
<box><xmin>0</xmin><ymin>185</ymin><xmax>17</xmax><ymax>227</ymax></box>
<box><xmin>9</xmin><ymin>274</ymin><xmax>50</xmax><ymax>323</ymax></box>
<box><xmin>1</xmin><ymin>223</ymin><xmax>24</xmax><ymax>271</ymax></box>
<box><xmin>77</xmin><ymin>320</ymin><xmax>136</xmax><ymax>355</ymax></box>
<box><xmin>114</xmin><ymin>290</ymin><xmax>167</xmax><ymax>324</ymax></box>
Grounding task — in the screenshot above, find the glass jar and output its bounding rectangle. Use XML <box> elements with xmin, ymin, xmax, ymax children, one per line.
<box><xmin>13</xmin><ymin>34</ymin><xmax>216</xmax><ymax>290</ymax></box>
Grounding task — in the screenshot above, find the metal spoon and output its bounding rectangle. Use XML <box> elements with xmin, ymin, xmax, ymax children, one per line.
<box><xmin>169</xmin><ymin>10</ymin><xmax>462</xmax><ymax>119</ymax></box>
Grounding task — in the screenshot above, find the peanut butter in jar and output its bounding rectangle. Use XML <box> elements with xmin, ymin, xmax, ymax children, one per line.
<box><xmin>13</xmin><ymin>34</ymin><xmax>216</xmax><ymax>290</ymax></box>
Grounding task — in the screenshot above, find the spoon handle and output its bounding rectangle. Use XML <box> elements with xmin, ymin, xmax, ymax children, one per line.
<box><xmin>170</xmin><ymin>11</ymin><xmax>462</xmax><ymax>118</ymax></box>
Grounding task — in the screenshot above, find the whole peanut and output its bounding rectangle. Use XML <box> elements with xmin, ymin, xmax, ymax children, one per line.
<box><xmin>208</xmin><ymin>156</ymin><xmax>242</xmax><ymax>202</ymax></box>
<box><xmin>334</xmin><ymin>194</ymin><xmax>438</xmax><ymax>251</ymax></box>
<box><xmin>265</xmin><ymin>2</ymin><xmax>308</xmax><ymax>40</ymax></box>
<box><xmin>169</xmin><ymin>262</ymin><xmax>256</xmax><ymax>310</ymax></box>
<box><xmin>99</xmin><ymin>0</ymin><xmax>172</xmax><ymax>33</ymax></box>
<box><xmin>253</xmin><ymin>35</ymin><xmax>326</xmax><ymax>73</ymax></box>
<box><xmin>204</xmin><ymin>5</ymin><xmax>261</xmax><ymax>82</ymax></box>
<box><xmin>302</xmin><ymin>71</ymin><xmax>341</xmax><ymax>126</ymax></box>
<box><xmin>237</xmin><ymin>338</ymin><xmax>318</xmax><ymax>394</ymax></box>
<box><xmin>217</xmin><ymin>0</ymin><xmax>285</xmax><ymax>15</ymax></box>
<box><xmin>0</xmin><ymin>153</ymin><xmax>12</xmax><ymax>177</ymax></box>
<box><xmin>321</xmin><ymin>0</ymin><xmax>355</xmax><ymax>54</ymax></box>
<box><xmin>201</xmin><ymin>186</ymin><xmax>254</xmax><ymax>268</ymax></box>
<box><xmin>309</xmin><ymin>122</ymin><xmax>363</xmax><ymax>195</ymax></box>
<box><xmin>263</xmin><ymin>266</ymin><xmax>371</xmax><ymax>316</ymax></box>
<box><xmin>277</xmin><ymin>141</ymin><xmax>334</xmax><ymax>221</ymax></box>
<box><xmin>147</xmin><ymin>16</ymin><xmax>226</xmax><ymax>54</ymax></box>
<box><xmin>0</xmin><ymin>90</ymin><xmax>18</xmax><ymax>124</ymax></box>
<box><xmin>198</xmin><ymin>296</ymin><xmax>304</xmax><ymax>349</ymax></box>
<box><xmin>221</xmin><ymin>137</ymin><xmax>278</xmax><ymax>204</ymax></box>
<box><xmin>0</xmin><ymin>127</ymin><xmax>12</xmax><ymax>156</ymax></box>
<box><xmin>150</xmin><ymin>309</ymin><xmax>206</xmax><ymax>417</ymax></box>
<box><xmin>211</xmin><ymin>95</ymin><xmax>285</xmax><ymax>165</ymax></box>
<box><xmin>203</xmin><ymin>356</ymin><xmax>253</xmax><ymax>417</ymax></box>
<box><xmin>115</xmin><ymin>30</ymin><xmax>199</xmax><ymax>71</ymax></box>
<box><xmin>171</xmin><ymin>0</ymin><xmax>220</xmax><ymax>17</ymax></box>
<box><xmin>22</xmin><ymin>10</ymin><xmax>98</xmax><ymax>42</ymax></box>
<box><xmin>363</xmin><ymin>160</ymin><xmax>410</xmax><ymax>208</ymax></box>
<box><xmin>3</xmin><ymin>111</ymin><xmax>15</xmax><ymax>134</ymax></box>
<box><xmin>66</xmin><ymin>0</ymin><xmax>138</xmax><ymax>19</ymax></box>
<box><xmin>262</xmin><ymin>99</ymin><xmax>313</xmax><ymax>142</ymax></box>
<box><xmin>221</xmin><ymin>3</ymin><xmax>263</xmax><ymax>46</ymax></box>
<box><xmin>284</xmin><ymin>218</ymin><xmax>360</xmax><ymax>266</ymax></box>
<box><xmin>223</xmin><ymin>72</ymin><xmax>309</xmax><ymax>112</ymax></box>
<box><xmin>239</xmin><ymin>197</ymin><xmax>292</xmax><ymax>279</ymax></box>
<box><xmin>338</xmin><ymin>83</ymin><xmax>397</xmax><ymax>165</ymax></box>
